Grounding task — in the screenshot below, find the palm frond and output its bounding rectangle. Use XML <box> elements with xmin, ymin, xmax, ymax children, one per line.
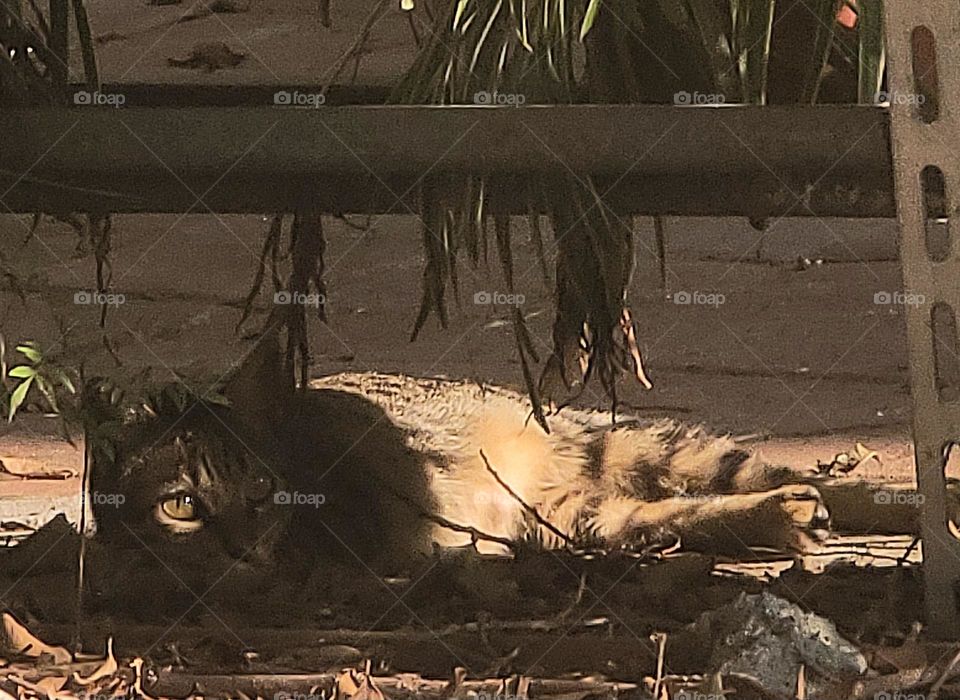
<box><xmin>856</xmin><ymin>0</ymin><xmax>884</xmax><ymax>103</ymax></box>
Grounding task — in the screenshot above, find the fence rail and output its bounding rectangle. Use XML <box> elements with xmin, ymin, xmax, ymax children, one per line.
<box><xmin>0</xmin><ymin>103</ymin><xmax>893</xmax><ymax>217</ymax></box>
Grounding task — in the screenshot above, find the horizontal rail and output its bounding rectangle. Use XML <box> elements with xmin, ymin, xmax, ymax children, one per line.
<box><xmin>0</xmin><ymin>104</ymin><xmax>894</xmax><ymax>216</ymax></box>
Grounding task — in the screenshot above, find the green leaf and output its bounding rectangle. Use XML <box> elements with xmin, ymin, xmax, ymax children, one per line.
<box><xmin>797</xmin><ymin>0</ymin><xmax>840</xmax><ymax>104</ymax></box>
<box><xmin>858</xmin><ymin>0</ymin><xmax>885</xmax><ymax>104</ymax></box>
<box><xmin>683</xmin><ymin>0</ymin><xmax>740</xmax><ymax>101</ymax></box>
<box><xmin>7</xmin><ymin>365</ymin><xmax>36</xmax><ymax>379</ymax></box>
<box><xmin>453</xmin><ymin>0</ymin><xmax>470</xmax><ymax>31</ymax></box>
<box><xmin>580</xmin><ymin>0</ymin><xmax>602</xmax><ymax>41</ymax></box>
<box><xmin>730</xmin><ymin>0</ymin><xmax>775</xmax><ymax>104</ymax></box>
<box><xmin>8</xmin><ymin>375</ymin><xmax>34</xmax><ymax>422</ymax></box>
<box><xmin>55</xmin><ymin>370</ymin><xmax>76</xmax><ymax>394</ymax></box>
<box><xmin>35</xmin><ymin>377</ymin><xmax>60</xmax><ymax>414</ymax></box>
<box><xmin>469</xmin><ymin>0</ymin><xmax>503</xmax><ymax>75</ymax></box>
<box><xmin>16</xmin><ymin>344</ymin><xmax>42</xmax><ymax>364</ymax></box>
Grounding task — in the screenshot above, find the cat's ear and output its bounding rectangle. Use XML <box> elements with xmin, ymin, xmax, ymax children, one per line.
<box><xmin>222</xmin><ymin>319</ymin><xmax>293</xmax><ymax>431</ymax></box>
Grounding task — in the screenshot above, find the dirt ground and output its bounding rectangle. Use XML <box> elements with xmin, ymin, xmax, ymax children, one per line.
<box><xmin>0</xmin><ymin>210</ymin><xmax>918</xmax><ymax>441</ymax></box>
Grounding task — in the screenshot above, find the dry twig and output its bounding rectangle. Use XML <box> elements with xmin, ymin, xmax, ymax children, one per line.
<box><xmin>479</xmin><ymin>449</ymin><xmax>576</xmax><ymax>548</ymax></box>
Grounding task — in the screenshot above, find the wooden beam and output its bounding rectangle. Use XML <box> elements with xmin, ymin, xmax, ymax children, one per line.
<box><xmin>0</xmin><ymin>104</ymin><xmax>893</xmax><ymax>216</ymax></box>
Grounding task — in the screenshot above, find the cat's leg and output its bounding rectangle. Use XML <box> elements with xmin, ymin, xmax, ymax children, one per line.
<box><xmin>591</xmin><ymin>484</ymin><xmax>829</xmax><ymax>554</ymax></box>
<box><xmin>426</xmin><ymin>397</ymin><xmax>594</xmax><ymax>554</ymax></box>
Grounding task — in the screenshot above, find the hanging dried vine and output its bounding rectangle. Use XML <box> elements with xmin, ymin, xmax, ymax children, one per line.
<box><xmin>392</xmin><ymin>0</ymin><xmax>652</xmax><ymax>420</ymax></box>
<box><xmin>239</xmin><ymin>213</ymin><xmax>328</xmax><ymax>389</ymax></box>
<box><xmin>1</xmin><ymin>0</ymin><xmax>115</xmax><ymax>327</ymax></box>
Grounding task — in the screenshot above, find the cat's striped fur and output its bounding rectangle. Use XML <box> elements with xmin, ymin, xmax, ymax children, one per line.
<box><xmin>311</xmin><ymin>372</ymin><xmax>827</xmax><ymax>556</ymax></box>
<box><xmin>89</xmin><ymin>337</ymin><xmax>829</xmax><ymax>604</ymax></box>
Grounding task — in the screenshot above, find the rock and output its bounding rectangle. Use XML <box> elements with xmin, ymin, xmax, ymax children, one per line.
<box><xmin>686</xmin><ymin>591</ymin><xmax>866</xmax><ymax>697</ymax></box>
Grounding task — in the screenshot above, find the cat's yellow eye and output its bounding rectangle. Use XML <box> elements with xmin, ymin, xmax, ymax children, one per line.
<box><xmin>155</xmin><ymin>494</ymin><xmax>204</xmax><ymax>533</ymax></box>
<box><xmin>162</xmin><ymin>495</ymin><xmax>196</xmax><ymax>520</ymax></box>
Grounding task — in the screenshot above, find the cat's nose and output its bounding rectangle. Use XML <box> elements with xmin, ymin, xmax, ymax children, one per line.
<box><xmin>215</xmin><ymin>521</ymin><xmax>278</xmax><ymax>564</ymax></box>
<box><xmin>218</xmin><ymin>531</ymin><xmax>255</xmax><ymax>561</ymax></box>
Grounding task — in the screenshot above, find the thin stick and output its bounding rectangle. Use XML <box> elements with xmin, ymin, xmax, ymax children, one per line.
<box><xmin>897</xmin><ymin>535</ymin><xmax>921</xmax><ymax>567</ymax></box>
<box><xmin>405</xmin><ymin>8</ymin><xmax>421</xmax><ymax>48</ymax></box>
<box><xmin>424</xmin><ymin>509</ymin><xmax>518</xmax><ymax>553</ymax></box>
<box><xmin>479</xmin><ymin>449</ymin><xmax>575</xmax><ymax>548</ymax></box>
<box><xmin>236</xmin><ymin>214</ymin><xmax>283</xmax><ymax>333</ymax></box>
<box><xmin>24</xmin><ymin>0</ymin><xmax>50</xmax><ymax>38</ymax></box>
<box><xmin>389</xmin><ymin>487</ymin><xmax>518</xmax><ymax>553</ymax></box>
<box><xmin>653</xmin><ymin>216</ymin><xmax>667</xmax><ymax>291</ymax></box>
<box><xmin>651</xmin><ymin>632</ymin><xmax>667</xmax><ymax>700</ymax></box>
<box><xmin>47</xmin><ymin>0</ymin><xmax>68</xmax><ymax>87</ymax></box>
<box><xmin>513</xmin><ymin>307</ymin><xmax>549</xmax><ymax>433</ymax></box>
<box><xmin>73</xmin><ymin>404</ymin><xmax>91</xmax><ymax>654</ymax></box>
<box><xmin>320</xmin><ymin>0</ymin><xmax>390</xmax><ymax>95</ymax></box>
<box><xmin>554</xmin><ymin>573</ymin><xmax>587</xmax><ymax>622</ymax></box>
<box><xmin>929</xmin><ymin>646</ymin><xmax>960</xmax><ymax>700</ymax></box>
<box><xmin>149</xmin><ymin>670</ymin><xmax>639</xmax><ymax>699</ymax></box>
<box><xmin>70</xmin><ymin>0</ymin><xmax>99</xmax><ymax>91</ymax></box>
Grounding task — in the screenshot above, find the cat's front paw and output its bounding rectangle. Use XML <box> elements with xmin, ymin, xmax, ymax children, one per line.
<box><xmin>774</xmin><ymin>483</ymin><xmax>831</xmax><ymax>548</ymax></box>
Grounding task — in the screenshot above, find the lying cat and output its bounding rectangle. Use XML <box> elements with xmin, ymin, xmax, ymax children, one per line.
<box><xmin>87</xmin><ymin>332</ymin><xmax>828</xmax><ymax>613</ymax></box>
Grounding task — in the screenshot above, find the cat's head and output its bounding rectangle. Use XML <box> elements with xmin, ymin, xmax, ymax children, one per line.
<box><xmin>87</xmin><ymin>329</ymin><xmax>298</xmax><ymax>613</ymax></box>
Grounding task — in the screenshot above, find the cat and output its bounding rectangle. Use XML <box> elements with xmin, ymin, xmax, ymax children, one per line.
<box><xmin>86</xmin><ymin>330</ymin><xmax>828</xmax><ymax>616</ymax></box>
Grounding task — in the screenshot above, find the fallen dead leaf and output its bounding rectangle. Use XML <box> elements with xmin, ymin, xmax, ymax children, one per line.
<box><xmin>130</xmin><ymin>658</ymin><xmax>157</xmax><ymax>700</ymax></box>
<box><xmin>0</xmin><ymin>461</ymin><xmax>73</xmax><ymax>480</ymax></box>
<box><xmin>336</xmin><ymin>663</ymin><xmax>385</xmax><ymax>700</ymax></box>
<box><xmin>1</xmin><ymin>613</ymin><xmax>71</xmax><ymax>664</ymax></box>
<box><xmin>34</xmin><ymin>675</ymin><xmax>68</xmax><ymax>697</ymax></box>
<box><xmin>73</xmin><ymin>638</ymin><xmax>117</xmax><ymax>686</ymax></box>
<box><xmin>8</xmin><ymin>673</ymin><xmax>69</xmax><ymax>700</ymax></box>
